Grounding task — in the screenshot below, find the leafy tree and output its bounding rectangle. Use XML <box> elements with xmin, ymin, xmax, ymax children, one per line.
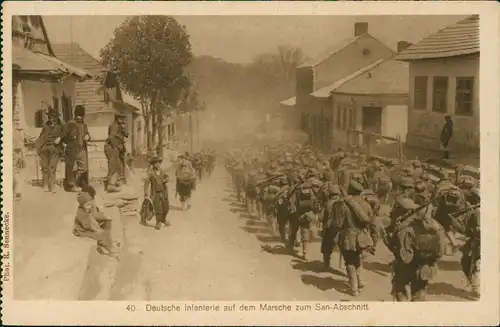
<box><xmin>100</xmin><ymin>16</ymin><xmax>193</xmax><ymax>152</ymax></box>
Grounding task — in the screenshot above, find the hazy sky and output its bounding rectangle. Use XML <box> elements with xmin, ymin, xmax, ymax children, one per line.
<box><xmin>43</xmin><ymin>15</ymin><xmax>467</xmax><ymax>64</ymax></box>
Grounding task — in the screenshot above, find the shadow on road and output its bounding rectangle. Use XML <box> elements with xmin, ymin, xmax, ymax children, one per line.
<box><xmin>261</xmin><ymin>244</ymin><xmax>297</xmax><ymax>258</ymax></box>
<box><xmin>437</xmin><ymin>259</ymin><xmax>462</xmax><ymax>272</ymax></box>
<box><xmin>291</xmin><ymin>259</ymin><xmax>346</xmax><ymax>278</ymax></box>
<box><xmin>241</xmin><ymin>226</ymin><xmax>274</xmax><ymax>235</ymax></box>
<box><xmin>363</xmin><ymin>261</ymin><xmax>392</xmax><ymax>276</ymax></box>
<box><xmin>300</xmin><ymin>274</ymin><xmax>351</xmax><ymax>296</ymax></box>
<box><xmin>427</xmin><ymin>282</ymin><xmax>477</xmax><ymax>301</ymax></box>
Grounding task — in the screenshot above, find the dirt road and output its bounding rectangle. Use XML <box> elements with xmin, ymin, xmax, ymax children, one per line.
<box><xmin>101</xmin><ymin>167</ymin><xmax>476</xmax><ymax>302</ymax></box>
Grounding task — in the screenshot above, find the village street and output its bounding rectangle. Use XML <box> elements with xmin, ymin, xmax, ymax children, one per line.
<box><xmin>12</xmin><ymin>165</ymin><xmax>471</xmax><ymax>302</ymax></box>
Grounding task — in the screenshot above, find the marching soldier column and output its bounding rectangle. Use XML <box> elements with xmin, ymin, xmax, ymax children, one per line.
<box><xmin>224</xmin><ymin>142</ymin><xmax>480</xmax><ymax>301</ymax></box>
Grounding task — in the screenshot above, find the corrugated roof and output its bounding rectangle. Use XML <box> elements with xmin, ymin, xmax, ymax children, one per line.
<box><xmin>299</xmin><ymin>35</ymin><xmax>361</xmax><ymax>68</ymax></box>
<box><xmin>396</xmin><ymin>15</ymin><xmax>479</xmax><ymax>60</ymax></box>
<box><xmin>13</xmin><ymin>45</ymin><xmax>92</xmax><ymax>79</ymax></box>
<box><xmin>280</xmin><ymin>96</ymin><xmax>296</xmax><ymax>106</ymax></box>
<box><xmin>311</xmin><ymin>59</ymin><xmax>385</xmax><ymax>98</ymax></box>
<box><xmin>333</xmin><ymin>59</ymin><xmax>409</xmax><ymax>95</ymax></box>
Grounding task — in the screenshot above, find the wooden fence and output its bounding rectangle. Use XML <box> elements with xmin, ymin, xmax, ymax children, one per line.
<box><xmin>346</xmin><ymin>129</ymin><xmax>404</xmax><ymax>165</ymax></box>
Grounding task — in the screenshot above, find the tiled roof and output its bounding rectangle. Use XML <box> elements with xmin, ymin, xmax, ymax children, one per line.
<box><xmin>311</xmin><ymin>59</ymin><xmax>385</xmax><ymax>98</ymax></box>
<box><xmin>396</xmin><ymin>15</ymin><xmax>479</xmax><ymax>60</ymax></box>
<box><xmin>52</xmin><ymin>43</ymin><xmax>111</xmax><ymax>114</ymax></box>
<box><xmin>13</xmin><ymin>45</ymin><xmax>91</xmax><ymax>79</ymax></box>
<box><xmin>299</xmin><ymin>35</ymin><xmax>361</xmax><ymax>68</ymax></box>
<box><xmin>280</xmin><ymin>96</ymin><xmax>296</xmax><ymax>106</ymax></box>
<box><xmin>52</xmin><ymin>43</ymin><xmax>107</xmax><ymax>76</ymax></box>
<box><xmin>334</xmin><ymin>59</ymin><xmax>409</xmax><ymax>95</ymax></box>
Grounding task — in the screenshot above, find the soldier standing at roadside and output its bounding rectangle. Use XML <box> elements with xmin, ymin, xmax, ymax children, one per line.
<box><xmin>105</xmin><ymin>112</ymin><xmax>129</xmax><ymax>192</ymax></box>
<box><xmin>36</xmin><ymin>108</ymin><xmax>64</xmax><ymax>193</ymax></box>
<box><xmin>63</xmin><ymin>105</ymin><xmax>91</xmax><ymax>192</ymax></box>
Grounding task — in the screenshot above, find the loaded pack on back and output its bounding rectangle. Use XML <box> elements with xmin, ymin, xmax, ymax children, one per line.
<box><xmin>392</xmin><ymin>199</ymin><xmax>446</xmax><ymax>264</ymax></box>
<box><xmin>263</xmin><ymin>182</ymin><xmax>282</xmax><ymax>204</ymax></box>
<box><xmin>296</xmin><ymin>180</ymin><xmax>319</xmax><ymax>215</ymax></box>
<box><xmin>178</xmin><ymin>162</ymin><xmax>195</xmax><ymax>182</ymax></box>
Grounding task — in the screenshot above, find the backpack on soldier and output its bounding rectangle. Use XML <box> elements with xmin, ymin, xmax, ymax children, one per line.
<box><xmin>178</xmin><ymin>164</ymin><xmax>195</xmax><ymax>182</ymax></box>
<box><xmin>411</xmin><ymin>215</ymin><xmax>446</xmax><ymax>261</ymax></box>
<box><xmin>296</xmin><ymin>182</ymin><xmax>317</xmax><ymax>213</ymax></box>
<box><xmin>263</xmin><ymin>184</ymin><xmax>281</xmax><ymax>203</ymax></box>
<box><xmin>344</xmin><ymin>195</ymin><xmax>373</xmax><ymax>224</ymax></box>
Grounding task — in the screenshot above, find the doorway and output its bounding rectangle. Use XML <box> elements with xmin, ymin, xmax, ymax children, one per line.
<box><xmin>362</xmin><ymin>106</ymin><xmax>382</xmax><ymax>145</ymax></box>
<box><xmin>362</xmin><ymin>106</ymin><xmax>382</xmax><ymax>135</ymax></box>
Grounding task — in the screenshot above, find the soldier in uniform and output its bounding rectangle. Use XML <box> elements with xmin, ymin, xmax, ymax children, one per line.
<box><xmin>451</xmin><ymin>187</ymin><xmax>480</xmax><ymax>299</ymax></box>
<box><xmin>143</xmin><ymin>154</ymin><xmax>171</xmax><ymax>230</ymax></box>
<box><xmin>105</xmin><ymin>112</ymin><xmax>129</xmax><ymax>192</ymax></box>
<box><xmin>63</xmin><ymin>105</ymin><xmax>91</xmax><ymax>192</ymax></box>
<box><xmin>386</xmin><ymin>196</ymin><xmax>444</xmax><ymax>302</ymax></box>
<box><xmin>389</xmin><ymin>177</ymin><xmax>415</xmax><ymax>225</ymax></box>
<box><xmin>338</xmin><ymin>180</ymin><xmax>378</xmax><ymax>296</ymax></box>
<box><xmin>320</xmin><ymin>184</ymin><xmax>343</xmax><ymax>271</ymax></box>
<box><xmin>35</xmin><ymin>108</ymin><xmax>64</xmax><ymax>193</ymax></box>
<box><xmin>287</xmin><ymin>169</ymin><xmax>322</xmax><ymax>260</ymax></box>
<box><xmin>176</xmin><ymin>154</ymin><xmax>196</xmax><ymax>210</ymax></box>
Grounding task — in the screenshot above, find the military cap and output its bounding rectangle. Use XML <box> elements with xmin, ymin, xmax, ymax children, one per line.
<box><xmin>115</xmin><ymin>111</ymin><xmax>127</xmax><ymax>118</ymax></box>
<box><xmin>400</xmin><ymin>177</ymin><xmax>415</xmax><ymax>188</ymax></box>
<box><xmin>47</xmin><ymin>108</ymin><xmax>60</xmax><ymax>118</ymax></box>
<box><xmin>348</xmin><ymin>180</ymin><xmax>364</xmax><ymax>193</ymax></box>
<box><xmin>397</xmin><ymin>196</ymin><xmax>418</xmax><ymax>210</ymax></box>
<box><xmin>74</xmin><ymin>105</ymin><xmax>86</xmax><ymax>117</ymax></box>
<box><xmin>149</xmin><ymin>154</ymin><xmax>163</xmax><ymax>163</ymax></box>
<box><xmin>330</xmin><ymin>184</ymin><xmax>342</xmax><ymax>196</ymax></box>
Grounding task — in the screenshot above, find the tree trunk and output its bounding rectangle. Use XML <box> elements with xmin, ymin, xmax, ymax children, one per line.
<box><xmin>157</xmin><ymin>112</ymin><xmax>164</xmax><ymax>158</ymax></box>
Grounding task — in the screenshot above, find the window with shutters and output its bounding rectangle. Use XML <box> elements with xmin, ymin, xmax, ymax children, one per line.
<box><xmin>432</xmin><ymin>76</ymin><xmax>448</xmax><ymax>113</ymax></box>
<box><xmin>413</xmin><ymin>76</ymin><xmax>428</xmax><ymax>110</ymax></box>
<box><xmin>455</xmin><ymin>77</ymin><xmax>474</xmax><ymax>116</ymax></box>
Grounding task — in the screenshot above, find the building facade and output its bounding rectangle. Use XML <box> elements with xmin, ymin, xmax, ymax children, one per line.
<box><xmin>12</xmin><ymin>16</ymin><xmax>92</xmax><ymax>183</ymax></box>
<box><xmin>396</xmin><ymin>15</ymin><xmax>479</xmax><ymax>152</ymax></box>
<box><xmin>293</xmin><ymin>22</ymin><xmax>396</xmax><ymax>149</ymax></box>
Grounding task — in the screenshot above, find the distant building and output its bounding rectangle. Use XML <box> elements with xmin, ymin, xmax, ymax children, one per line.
<box><xmin>294</xmin><ymin>22</ymin><xmax>396</xmax><ymax>150</ymax></box>
<box><xmin>396</xmin><ymin>15</ymin><xmax>479</xmax><ymax>152</ymax></box>
<box><xmin>312</xmin><ymin>48</ymin><xmax>410</xmax><ymax>149</ymax></box>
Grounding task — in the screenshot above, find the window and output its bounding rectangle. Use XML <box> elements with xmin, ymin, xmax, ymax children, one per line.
<box><xmin>432</xmin><ymin>76</ymin><xmax>448</xmax><ymax>113</ymax></box>
<box><xmin>61</xmin><ymin>93</ymin><xmax>73</xmax><ymax>122</ymax></box>
<box><xmin>455</xmin><ymin>77</ymin><xmax>474</xmax><ymax>116</ymax></box>
<box><xmin>344</xmin><ymin>108</ymin><xmax>349</xmax><ymax>131</ymax></box>
<box><xmin>413</xmin><ymin>76</ymin><xmax>428</xmax><ymax>110</ymax></box>
<box><xmin>336</xmin><ymin>105</ymin><xmax>342</xmax><ymax>129</ymax></box>
<box><xmin>349</xmin><ymin>108</ymin><xmax>356</xmax><ymax>129</ymax></box>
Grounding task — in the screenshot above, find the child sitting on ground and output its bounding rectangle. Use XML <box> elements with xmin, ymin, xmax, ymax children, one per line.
<box><xmin>73</xmin><ymin>186</ymin><xmax>118</xmax><ymax>257</ymax></box>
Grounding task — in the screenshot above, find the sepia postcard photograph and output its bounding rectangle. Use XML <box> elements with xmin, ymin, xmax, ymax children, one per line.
<box><xmin>2</xmin><ymin>1</ymin><xmax>499</xmax><ymax>326</ymax></box>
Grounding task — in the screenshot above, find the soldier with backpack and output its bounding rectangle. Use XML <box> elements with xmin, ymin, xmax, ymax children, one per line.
<box><xmin>337</xmin><ymin>180</ymin><xmax>378</xmax><ymax>296</ymax></box>
<box><xmin>176</xmin><ymin>154</ymin><xmax>196</xmax><ymax>211</ymax></box>
<box><xmin>320</xmin><ymin>184</ymin><xmax>344</xmax><ymax>271</ymax></box>
<box><xmin>287</xmin><ymin>169</ymin><xmax>322</xmax><ymax>260</ymax></box>
<box><xmin>450</xmin><ymin>188</ymin><xmax>480</xmax><ymax>298</ymax></box>
<box><xmin>386</xmin><ymin>197</ymin><xmax>446</xmax><ymax>301</ymax></box>
<box><xmin>433</xmin><ymin>178</ymin><xmax>467</xmax><ymax>254</ymax></box>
